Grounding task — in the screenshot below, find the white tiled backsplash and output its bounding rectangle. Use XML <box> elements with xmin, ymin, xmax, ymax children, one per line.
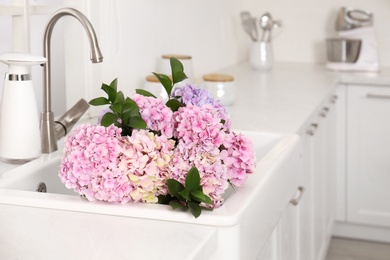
<box><xmin>0</xmin><ymin>0</ymin><xmax>389</xmax><ymax>115</ymax></box>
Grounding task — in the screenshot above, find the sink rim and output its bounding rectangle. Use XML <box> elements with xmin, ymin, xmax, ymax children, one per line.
<box><xmin>0</xmin><ymin>131</ymin><xmax>300</xmax><ymax>226</ymax></box>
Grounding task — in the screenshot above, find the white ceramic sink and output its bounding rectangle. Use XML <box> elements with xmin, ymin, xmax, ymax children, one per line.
<box><xmin>0</xmin><ymin>131</ymin><xmax>301</xmax><ymax>260</ymax></box>
<box><xmin>0</xmin><ymin>131</ymin><xmax>285</xmax><ymax>197</ymax></box>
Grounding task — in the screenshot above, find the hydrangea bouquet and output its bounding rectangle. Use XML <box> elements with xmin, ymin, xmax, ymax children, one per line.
<box><xmin>59</xmin><ymin>58</ymin><xmax>256</xmax><ymax>218</ymax></box>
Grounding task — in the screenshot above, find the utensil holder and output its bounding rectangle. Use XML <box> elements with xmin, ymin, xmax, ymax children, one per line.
<box><xmin>249</xmin><ymin>41</ymin><xmax>273</xmax><ymax>71</ymax></box>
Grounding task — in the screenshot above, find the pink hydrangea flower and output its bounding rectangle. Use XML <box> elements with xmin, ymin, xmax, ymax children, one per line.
<box><xmin>118</xmin><ymin>129</ymin><xmax>175</xmax><ymax>203</ymax></box>
<box><xmin>59</xmin><ymin>83</ymin><xmax>257</xmax><ymax>212</ymax></box>
<box><xmin>173</xmin><ymin>104</ymin><xmax>226</xmax><ymax>149</ymax></box>
<box><xmin>59</xmin><ymin>124</ymin><xmax>133</xmax><ymax>203</ymax></box>
<box><xmin>132</xmin><ymin>94</ymin><xmax>174</xmax><ymax>137</ymax></box>
<box><xmin>220</xmin><ymin>132</ymin><xmax>257</xmax><ymax>187</ymax></box>
<box><xmin>172</xmin><ymin>84</ymin><xmax>232</xmax><ymax>130</ymax></box>
<box><xmin>169</xmin><ymin>141</ymin><xmax>229</xmax><ymax>208</ymax></box>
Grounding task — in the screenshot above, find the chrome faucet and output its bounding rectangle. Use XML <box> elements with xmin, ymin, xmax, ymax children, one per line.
<box><xmin>40</xmin><ymin>8</ymin><xmax>103</xmax><ymax>153</ymax></box>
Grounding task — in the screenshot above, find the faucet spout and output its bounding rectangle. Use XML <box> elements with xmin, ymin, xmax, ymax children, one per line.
<box><xmin>41</xmin><ymin>8</ymin><xmax>103</xmax><ymax>154</ymax></box>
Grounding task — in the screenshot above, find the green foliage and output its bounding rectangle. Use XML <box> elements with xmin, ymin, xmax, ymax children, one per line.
<box><xmin>89</xmin><ymin>78</ymin><xmax>147</xmax><ymax>136</ymax></box>
<box><xmin>136</xmin><ymin>57</ymin><xmax>188</xmax><ymax>112</ymax></box>
<box><xmin>158</xmin><ymin>167</ymin><xmax>212</xmax><ymax>218</ymax></box>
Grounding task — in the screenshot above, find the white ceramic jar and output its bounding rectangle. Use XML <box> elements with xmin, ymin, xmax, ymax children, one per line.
<box><xmin>203</xmin><ymin>73</ymin><xmax>236</xmax><ymax>106</ymax></box>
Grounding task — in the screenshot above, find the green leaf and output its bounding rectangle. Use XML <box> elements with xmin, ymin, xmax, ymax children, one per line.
<box><xmin>114</xmin><ymin>90</ymin><xmax>125</xmax><ymax>104</ymax></box>
<box><xmin>101</xmin><ymin>84</ymin><xmax>117</xmax><ymax>103</ymax></box>
<box><xmin>188</xmin><ymin>202</ymin><xmax>201</xmax><ymax>218</ymax></box>
<box><xmin>128</xmin><ymin>116</ymin><xmax>147</xmax><ymax>129</ymax></box>
<box><xmin>123</xmin><ymin>98</ymin><xmax>141</xmax><ymax>116</ymax></box>
<box><xmin>179</xmin><ymin>189</ymin><xmax>190</xmax><ymax>201</ymax></box>
<box><xmin>167</xmin><ymin>179</ymin><xmax>185</xmax><ymax>200</ymax></box>
<box><xmin>157</xmin><ymin>194</ymin><xmax>173</xmax><ymax>205</ymax></box>
<box><xmin>153</xmin><ymin>72</ymin><xmax>172</xmax><ymax>96</ymax></box>
<box><xmin>185</xmin><ymin>167</ymin><xmax>201</xmax><ymax>192</ymax></box>
<box><xmin>172</xmin><ymin>71</ymin><xmax>188</xmax><ymax>85</ymax></box>
<box><xmin>89</xmin><ymin>97</ymin><xmax>110</xmax><ymax>106</ymax></box>
<box><xmin>110</xmin><ymin>102</ymin><xmax>122</xmax><ymax>114</ymax></box>
<box><xmin>100</xmin><ymin>112</ymin><xmax>119</xmax><ymax>127</ymax></box>
<box><xmin>109</xmin><ymin>78</ymin><xmax>118</xmax><ymax>91</ymax></box>
<box><xmin>166</xmin><ymin>99</ymin><xmax>182</xmax><ymax>112</ymax></box>
<box><xmin>191</xmin><ymin>190</ymin><xmax>212</xmax><ymax>204</ymax></box>
<box><xmin>170</xmin><ymin>58</ymin><xmax>188</xmax><ymax>84</ymax></box>
<box><xmin>169</xmin><ymin>200</ymin><xmax>186</xmax><ymax>210</ymax></box>
<box><xmin>135</xmin><ymin>89</ymin><xmax>157</xmax><ymax>98</ymax></box>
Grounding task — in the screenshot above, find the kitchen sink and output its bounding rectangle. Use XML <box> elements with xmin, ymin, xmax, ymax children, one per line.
<box><xmin>0</xmin><ymin>131</ymin><xmax>301</xmax><ymax>260</ymax></box>
<box><xmin>0</xmin><ymin>131</ymin><xmax>286</xmax><ymax>198</ymax></box>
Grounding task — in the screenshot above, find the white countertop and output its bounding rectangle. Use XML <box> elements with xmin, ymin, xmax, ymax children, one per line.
<box><xmin>221</xmin><ymin>62</ymin><xmax>390</xmax><ymax>134</ymax></box>
<box><xmin>1</xmin><ymin>61</ymin><xmax>390</xmax><ymax>260</ymax></box>
<box><xmin>1</xmin><ymin>62</ymin><xmax>390</xmax><ymax>173</ymax></box>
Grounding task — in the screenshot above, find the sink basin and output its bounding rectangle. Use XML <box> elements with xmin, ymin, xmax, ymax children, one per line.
<box><xmin>0</xmin><ymin>131</ymin><xmax>301</xmax><ymax>260</ymax></box>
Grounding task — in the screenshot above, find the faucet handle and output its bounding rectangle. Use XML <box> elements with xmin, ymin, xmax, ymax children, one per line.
<box><xmin>54</xmin><ymin>99</ymin><xmax>90</xmax><ymax>140</ymax></box>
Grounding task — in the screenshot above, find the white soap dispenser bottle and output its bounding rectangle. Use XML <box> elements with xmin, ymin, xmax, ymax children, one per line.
<box><xmin>0</xmin><ymin>53</ymin><xmax>47</xmax><ymax>164</ymax></box>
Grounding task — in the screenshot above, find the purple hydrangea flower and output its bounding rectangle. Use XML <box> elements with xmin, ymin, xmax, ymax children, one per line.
<box><xmin>172</xmin><ymin>84</ymin><xmax>231</xmax><ymax>130</ymax></box>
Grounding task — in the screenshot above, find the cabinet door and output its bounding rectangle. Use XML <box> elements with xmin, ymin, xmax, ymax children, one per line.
<box><xmin>257</xmin><ymin>192</ymin><xmax>302</xmax><ymax>260</ymax></box>
<box><xmin>303</xmin><ymin>96</ymin><xmax>337</xmax><ymax>260</ymax></box>
<box><xmin>279</xmin><ymin>200</ymin><xmax>299</xmax><ymax>260</ymax></box>
<box><xmin>347</xmin><ymin>86</ymin><xmax>390</xmax><ymax>227</ymax></box>
<box><xmin>308</xmin><ymin>120</ymin><xmax>327</xmax><ymax>260</ymax></box>
<box><xmin>257</xmin><ymin>226</ymin><xmax>278</xmax><ymax>260</ymax></box>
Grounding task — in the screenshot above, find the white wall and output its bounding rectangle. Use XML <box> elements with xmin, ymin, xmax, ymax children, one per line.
<box><xmin>235</xmin><ymin>0</ymin><xmax>390</xmax><ymax>65</ymax></box>
<box><xmin>0</xmin><ymin>0</ymin><xmax>65</xmax><ymax>115</ymax></box>
<box><xmin>64</xmin><ymin>0</ymin><xmax>390</xmax><ymax>117</ymax></box>
<box><xmin>1</xmin><ymin>0</ymin><xmax>390</xmax><ymax>116</ymax></box>
<box><xmin>63</xmin><ymin>0</ymin><xmax>241</xmax><ymax>116</ymax></box>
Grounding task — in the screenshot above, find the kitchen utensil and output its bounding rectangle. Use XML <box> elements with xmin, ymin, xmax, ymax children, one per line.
<box><xmin>0</xmin><ymin>52</ymin><xmax>46</xmax><ymax>163</ymax></box>
<box><xmin>240</xmin><ymin>11</ymin><xmax>258</xmax><ymax>41</ymax></box>
<box><xmin>326</xmin><ymin>38</ymin><xmax>361</xmax><ymax>63</ymax></box>
<box><xmin>259</xmin><ymin>12</ymin><xmax>273</xmax><ymax>42</ymax></box>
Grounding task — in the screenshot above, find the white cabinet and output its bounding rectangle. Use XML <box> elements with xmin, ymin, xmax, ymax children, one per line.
<box><xmin>257</xmin><ymin>91</ymin><xmax>339</xmax><ymax>260</ymax></box>
<box><xmin>301</xmin><ymin>93</ymin><xmax>338</xmax><ymax>260</ymax></box>
<box><xmin>257</xmin><ymin>189</ymin><xmax>302</xmax><ymax>260</ymax></box>
<box><xmin>346</xmin><ymin>85</ymin><xmax>390</xmax><ymax>227</ymax></box>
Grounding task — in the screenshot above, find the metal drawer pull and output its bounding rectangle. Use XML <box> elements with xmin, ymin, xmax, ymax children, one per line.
<box><xmin>366</xmin><ymin>94</ymin><xmax>390</xmax><ymax>100</ymax></box>
<box><xmin>330</xmin><ymin>95</ymin><xmax>338</xmax><ymax>103</ymax></box>
<box><xmin>320</xmin><ymin>107</ymin><xmax>329</xmax><ymax>118</ymax></box>
<box><xmin>306</xmin><ymin>123</ymin><xmax>318</xmax><ymax>136</ymax></box>
<box><xmin>290</xmin><ymin>186</ymin><xmax>305</xmax><ymax>206</ymax></box>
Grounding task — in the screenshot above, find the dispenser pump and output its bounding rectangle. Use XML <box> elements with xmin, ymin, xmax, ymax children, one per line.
<box><xmin>0</xmin><ymin>52</ymin><xmax>47</xmax><ymax>164</ymax></box>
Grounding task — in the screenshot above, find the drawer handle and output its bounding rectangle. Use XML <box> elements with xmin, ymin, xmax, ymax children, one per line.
<box><xmin>366</xmin><ymin>94</ymin><xmax>390</xmax><ymax>100</ymax></box>
<box><xmin>319</xmin><ymin>107</ymin><xmax>329</xmax><ymax>118</ymax></box>
<box><xmin>330</xmin><ymin>95</ymin><xmax>338</xmax><ymax>103</ymax></box>
<box><xmin>306</xmin><ymin>123</ymin><xmax>318</xmax><ymax>136</ymax></box>
<box><xmin>290</xmin><ymin>186</ymin><xmax>305</xmax><ymax>206</ymax></box>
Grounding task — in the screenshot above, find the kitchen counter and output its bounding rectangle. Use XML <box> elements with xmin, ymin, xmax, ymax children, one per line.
<box><xmin>219</xmin><ymin>62</ymin><xmax>390</xmax><ymax>134</ymax></box>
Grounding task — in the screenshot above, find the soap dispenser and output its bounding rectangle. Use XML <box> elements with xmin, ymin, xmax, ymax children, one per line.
<box><xmin>0</xmin><ymin>53</ymin><xmax>47</xmax><ymax>164</ymax></box>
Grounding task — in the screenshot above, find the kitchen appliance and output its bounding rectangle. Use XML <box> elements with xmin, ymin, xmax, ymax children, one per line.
<box><xmin>0</xmin><ymin>52</ymin><xmax>46</xmax><ymax>163</ymax></box>
<box><xmin>326</xmin><ymin>7</ymin><xmax>379</xmax><ymax>71</ymax></box>
<box><xmin>326</xmin><ymin>38</ymin><xmax>362</xmax><ymax>63</ymax></box>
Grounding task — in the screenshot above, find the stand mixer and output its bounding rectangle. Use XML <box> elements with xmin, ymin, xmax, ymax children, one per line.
<box><xmin>326</xmin><ymin>7</ymin><xmax>379</xmax><ymax>72</ymax></box>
